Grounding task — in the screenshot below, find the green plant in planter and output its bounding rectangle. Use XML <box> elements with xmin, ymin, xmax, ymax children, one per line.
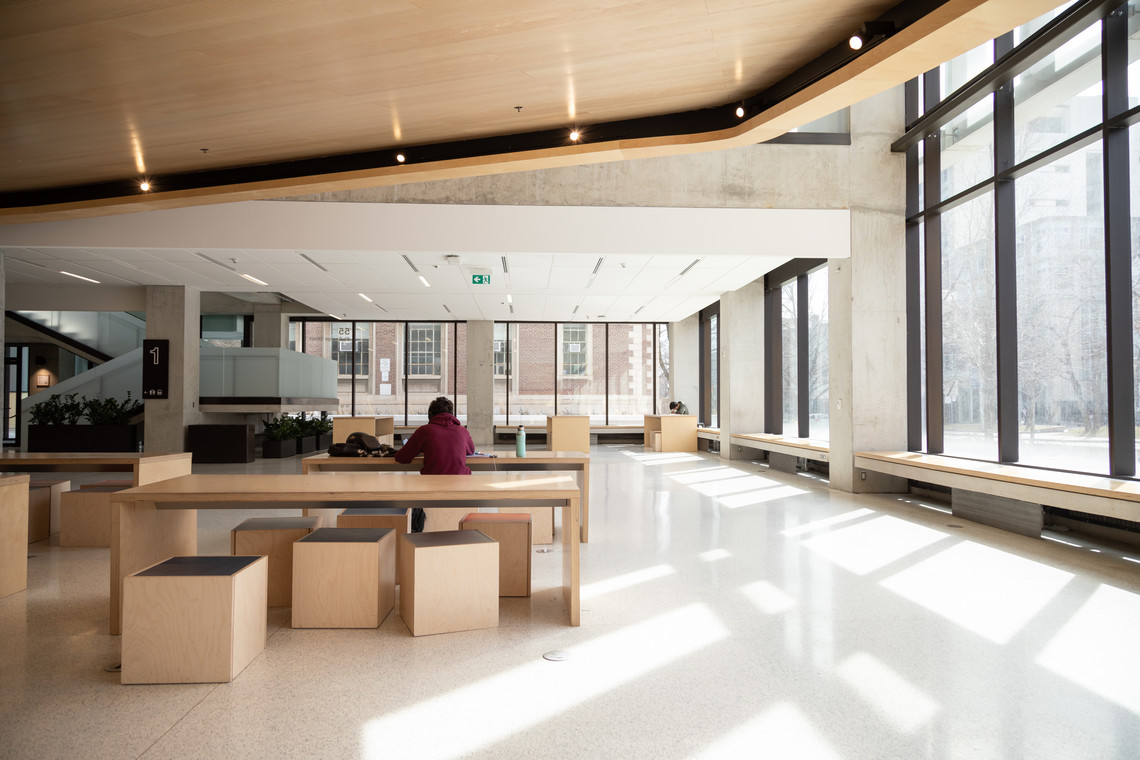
<box><xmin>262</xmin><ymin>415</ymin><xmax>300</xmax><ymax>441</ymax></box>
<box><xmin>296</xmin><ymin>416</ymin><xmax>332</xmax><ymax>437</ymax></box>
<box><xmin>83</xmin><ymin>393</ymin><xmax>143</xmax><ymax>425</ymax></box>
<box><xmin>28</xmin><ymin>393</ymin><xmax>84</xmax><ymax>425</ymax></box>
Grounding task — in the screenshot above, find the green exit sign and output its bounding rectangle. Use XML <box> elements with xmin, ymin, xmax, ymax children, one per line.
<box><xmin>472</xmin><ymin>274</ymin><xmax>491</xmax><ymax>285</ymax></box>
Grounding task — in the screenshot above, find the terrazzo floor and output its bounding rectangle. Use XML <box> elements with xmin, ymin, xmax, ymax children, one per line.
<box><xmin>2</xmin><ymin>445</ymin><xmax>1139</xmax><ymax>759</ymax></box>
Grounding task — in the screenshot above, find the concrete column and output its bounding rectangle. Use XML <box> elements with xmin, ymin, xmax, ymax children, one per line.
<box><xmin>829</xmin><ymin>87</ymin><xmax>908</xmax><ymax>492</ymax></box>
<box><xmin>671</xmin><ymin>315</ymin><xmax>699</xmax><ymax>411</ymax></box>
<box><xmin>720</xmin><ymin>280</ymin><xmax>765</xmax><ymax>459</ymax></box>
<box><xmin>144</xmin><ymin>286</ymin><xmax>201</xmax><ymax>453</ymax></box>
<box><xmin>252</xmin><ymin>304</ymin><xmax>289</xmax><ymax>348</ymax></box>
<box><xmin>466</xmin><ymin>320</ymin><xmax>494</xmax><ymax>446</ymax></box>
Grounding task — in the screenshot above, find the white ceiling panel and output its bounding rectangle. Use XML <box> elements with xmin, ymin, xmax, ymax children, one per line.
<box><xmin>1</xmin><ymin>203</ymin><xmax>850</xmax><ymax>323</ymax></box>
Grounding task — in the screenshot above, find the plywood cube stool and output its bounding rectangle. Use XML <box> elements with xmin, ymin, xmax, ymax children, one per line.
<box><xmin>59</xmin><ymin>483</ymin><xmax>124</xmax><ymax>547</ymax></box>
<box><xmin>231</xmin><ymin>516</ymin><xmax>319</xmax><ymax>607</ymax></box>
<box><xmin>498</xmin><ymin>506</ymin><xmax>553</xmax><ymax>545</ymax></box>
<box><xmin>337</xmin><ymin>507</ymin><xmax>410</xmax><ymax>574</ymax></box>
<box><xmin>399</xmin><ymin>530</ymin><xmax>498</xmax><ymax>637</ymax></box>
<box><xmin>460</xmin><ymin>513</ymin><xmax>531</xmax><ymax>597</ymax></box>
<box><xmin>0</xmin><ymin>475</ymin><xmax>30</xmax><ymax>599</ymax></box>
<box><xmin>28</xmin><ymin>480</ymin><xmax>68</xmax><ymax>543</ymax></box>
<box><xmin>121</xmin><ymin>555</ymin><xmax>268</xmax><ymax>684</ymax></box>
<box><xmin>301</xmin><ymin>507</ymin><xmax>343</xmax><ymax>529</ymax></box>
<box><xmin>291</xmin><ymin>528</ymin><xmax>395</xmax><ymax>629</ymax></box>
<box><xmin>546</xmin><ymin>414</ymin><xmax>590</xmax><ymax>453</ymax></box>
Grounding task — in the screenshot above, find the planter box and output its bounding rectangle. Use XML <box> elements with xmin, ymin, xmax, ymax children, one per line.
<box><xmin>316</xmin><ymin>433</ymin><xmax>333</xmax><ymax>451</ymax></box>
<box><xmin>188</xmin><ymin>425</ymin><xmax>255</xmax><ymax>464</ymax></box>
<box><xmin>28</xmin><ymin>424</ymin><xmax>139</xmax><ymax>453</ymax></box>
<box><xmin>261</xmin><ymin>438</ymin><xmax>297</xmax><ymax>459</ymax></box>
<box><xmin>297</xmin><ymin>436</ymin><xmax>317</xmax><ymax>455</ymax></box>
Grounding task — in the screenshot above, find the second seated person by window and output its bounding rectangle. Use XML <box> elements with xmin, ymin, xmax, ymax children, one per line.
<box><xmin>394</xmin><ymin>396</ymin><xmax>475</xmax><ymax>532</ymax></box>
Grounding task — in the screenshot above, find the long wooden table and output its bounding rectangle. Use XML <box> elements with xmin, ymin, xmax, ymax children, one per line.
<box><xmin>301</xmin><ymin>451</ymin><xmax>592</xmax><ymax>542</ymax></box>
<box><xmin>110</xmin><ymin>472</ymin><xmax>581</xmax><ymax>633</ymax></box>
<box><xmin>0</xmin><ymin>452</ymin><xmax>193</xmax><ymax>486</ymax></box>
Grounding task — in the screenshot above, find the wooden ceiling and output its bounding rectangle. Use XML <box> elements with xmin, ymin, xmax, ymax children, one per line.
<box><xmin>1</xmin><ymin>0</ymin><xmax>1065</xmax><ymax>222</ymax></box>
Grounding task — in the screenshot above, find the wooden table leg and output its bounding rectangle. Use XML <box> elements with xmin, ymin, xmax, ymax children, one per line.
<box><xmin>562</xmin><ymin>496</ymin><xmax>580</xmax><ymax>626</ymax></box>
<box><xmin>579</xmin><ymin>464</ymin><xmax>590</xmax><ymax>543</ymax></box>
<box><xmin>110</xmin><ymin>501</ymin><xmax>197</xmax><ymax>635</ymax></box>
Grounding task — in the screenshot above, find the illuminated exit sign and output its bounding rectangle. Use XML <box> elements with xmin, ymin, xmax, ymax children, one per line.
<box><xmin>471</xmin><ymin>274</ymin><xmax>491</xmax><ymax>285</ymax></box>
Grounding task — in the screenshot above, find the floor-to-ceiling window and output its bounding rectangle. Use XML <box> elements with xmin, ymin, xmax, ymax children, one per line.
<box><xmin>904</xmin><ymin>0</ymin><xmax>1138</xmax><ymax>477</ymax></box>
<box><xmin>764</xmin><ymin>260</ymin><xmax>828</xmax><ymax>439</ymax></box>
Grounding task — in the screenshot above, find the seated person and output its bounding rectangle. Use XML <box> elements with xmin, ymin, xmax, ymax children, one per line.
<box><xmin>394</xmin><ymin>396</ymin><xmax>475</xmax><ymax>530</ymax></box>
<box><xmin>669</xmin><ymin>400</ymin><xmax>689</xmax><ymax>415</ymax></box>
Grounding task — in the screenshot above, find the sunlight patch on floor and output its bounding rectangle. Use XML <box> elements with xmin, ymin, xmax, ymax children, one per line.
<box><xmin>688</xmin><ymin>702</ymin><xmax>842</xmax><ymax>760</ymax></box>
<box><xmin>581</xmin><ymin>564</ymin><xmax>676</xmax><ymax>600</ymax></box>
<box><xmin>880</xmin><ymin>541</ymin><xmax>1074</xmax><ymax>645</ymax></box>
<box><xmin>361</xmin><ymin>603</ymin><xmax>729</xmax><ymax>760</ymax></box>
<box><xmin>699</xmin><ymin>548</ymin><xmax>731</xmax><ymax>562</ymax></box>
<box><xmin>1036</xmin><ymin>583</ymin><xmax>1140</xmax><ymax>715</ymax></box>
<box><xmin>740</xmin><ymin>580</ymin><xmax>797</xmax><ymax>614</ymax></box>
<box><xmin>781</xmin><ymin>508</ymin><xmax>875</xmax><ymax>537</ymax></box>
<box><xmin>801</xmin><ymin>516</ymin><xmax>948</xmax><ymax>576</ymax></box>
<box><xmin>837</xmin><ymin>652</ymin><xmax>939</xmax><ymax>733</ymax></box>
<box><xmin>718</xmin><ymin>485</ymin><xmax>809</xmax><ymax>509</ymax></box>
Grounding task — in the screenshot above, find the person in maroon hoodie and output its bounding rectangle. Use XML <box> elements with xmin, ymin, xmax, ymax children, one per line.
<box><xmin>394</xmin><ymin>396</ymin><xmax>474</xmax><ymax>531</ymax></box>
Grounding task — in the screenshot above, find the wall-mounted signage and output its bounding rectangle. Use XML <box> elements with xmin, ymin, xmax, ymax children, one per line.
<box><xmin>142</xmin><ymin>339</ymin><xmax>169</xmax><ymax>399</ymax></box>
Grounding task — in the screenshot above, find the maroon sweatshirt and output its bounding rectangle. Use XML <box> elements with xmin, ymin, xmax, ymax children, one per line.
<box><xmin>393</xmin><ymin>413</ymin><xmax>474</xmax><ymax>474</ymax></box>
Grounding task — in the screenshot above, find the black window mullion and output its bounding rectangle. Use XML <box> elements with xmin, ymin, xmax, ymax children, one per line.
<box><xmin>797</xmin><ymin>274</ymin><xmax>809</xmax><ymax>438</ymax></box>
<box><xmin>994</xmin><ymin>33</ymin><xmax>1019</xmax><ymax>464</ymax></box>
<box><xmin>604</xmin><ymin>324</ymin><xmax>610</xmax><ymax>426</ymax></box>
<box><xmin>923</xmin><ymin>68</ymin><xmax>944</xmax><ymax>454</ymax></box>
<box><xmin>402</xmin><ymin>322</ymin><xmax>409</xmax><ymax>426</ymax></box>
<box><xmin>764</xmin><ymin>284</ymin><xmax>781</xmax><ymax>435</ymax></box>
<box><xmin>1103</xmin><ymin>5</ymin><xmax>1136</xmax><ymax>476</ymax></box>
<box><xmin>905</xmin><ymin>77</ymin><xmax>922</xmax><ymax>450</ymax></box>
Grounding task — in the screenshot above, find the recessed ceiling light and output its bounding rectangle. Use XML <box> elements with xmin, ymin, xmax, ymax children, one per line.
<box><xmin>139</xmin><ymin>180</ymin><xmax>151</xmax><ymax>192</ymax></box>
<box><xmin>569</xmin><ymin>129</ymin><xmax>580</xmax><ymax>142</ymax></box>
<box><xmin>60</xmin><ymin>271</ymin><xmax>100</xmax><ymax>284</ymax></box>
<box><xmin>507</xmin><ymin>294</ymin><xmax>513</xmax><ymax>304</ymax></box>
<box><xmin>849</xmin><ymin>34</ymin><xmax>864</xmax><ymax>50</ymax></box>
<box><xmin>240</xmin><ymin>273</ymin><xmax>268</xmax><ymax>286</ymax></box>
<box><xmin>396</xmin><ymin>153</ymin><xmax>406</xmax><ymax>163</ymax></box>
<box><xmin>328</xmin><ymin>313</ymin><xmax>341</xmax><ymax>320</ymax></box>
<box><xmin>418</xmin><ymin>275</ymin><xmax>431</xmax><ymax>288</ymax></box>
<box><xmin>358</xmin><ymin>293</ymin><xmax>373</xmax><ymax>302</ymax></box>
<box><xmin>735</xmin><ymin>106</ymin><xmax>744</xmax><ymax>118</ymax></box>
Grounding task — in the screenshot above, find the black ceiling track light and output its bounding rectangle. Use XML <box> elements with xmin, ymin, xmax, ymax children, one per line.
<box><xmin>0</xmin><ymin>0</ymin><xmax>943</xmax><ymax>211</ymax></box>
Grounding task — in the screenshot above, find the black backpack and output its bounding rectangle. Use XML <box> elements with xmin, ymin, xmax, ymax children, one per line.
<box><xmin>327</xmin><ymin>442</ymin><xmax>367</xmax><ymax>457</ymax></box>
<box><xmin>345</xmin><ymin>431</ymin><xmax>381</xmax><ymax>453</ymax></box>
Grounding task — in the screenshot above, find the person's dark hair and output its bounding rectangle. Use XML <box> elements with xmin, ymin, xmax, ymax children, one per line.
<box><xmin>428</xmin><ymin>396</ymin><xmax>454</xmax><ymax>418</ymax></box>
<box><xmin>669</xmin><ymin>401</ymin><xmax>678</xmax><ymax>411</ymax></box>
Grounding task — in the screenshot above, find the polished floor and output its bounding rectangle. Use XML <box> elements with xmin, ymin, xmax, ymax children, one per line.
<box><xmin>2</xmin><ymin>445</ymin><xmax>1139</xmax><ymax>759</ymax></box>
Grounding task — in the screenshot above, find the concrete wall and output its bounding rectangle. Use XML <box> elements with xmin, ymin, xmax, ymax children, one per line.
<box><xmin>466</xmin><ymin>320</ymin><xmax>494</xmax><ymax>446</ymax></box>
<box><xmin>144</xmin><ymin>286</ymin><xmax>202</xmax><ymax>453</ymax></box>
<box><xmin>282</xmin><ymin>142</ymin><xmax>852</xmax><ymax>211</ymax></box>
<box><xmin>670</xmin><ymin>315</ymin><xmax>700</xmax><ymax>415</ymax></box>
<box><xmin>719</xmin><ymin>280</ymin><xmax>765</xmax><ymax>455</ymax></box>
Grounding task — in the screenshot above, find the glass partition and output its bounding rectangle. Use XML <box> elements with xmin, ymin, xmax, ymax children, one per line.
<box><xmin>807</xmin><ymin>267</ymin><xmax>829</xmax><ymax>440</ymax></box>
<box><xmin>781</xmin><ymin>281</ymin><xmax>798</xmax><ymax>435</ymax></box>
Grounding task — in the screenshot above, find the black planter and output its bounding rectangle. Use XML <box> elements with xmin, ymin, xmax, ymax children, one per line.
<box><xmin>28</xmin><ymin>424</ymin><xmax>139</xmax><ymax>453</ymax></box>
<box><xmin>316</xmin><ymin>433</ymin><xmax>333</xmax><ymax>450</ymax></box>
<box><xmin>297</xmin><ymin>435</ymin><xmax>317</xmax><ymax>455</ymax></box>
<box><xmin>261</xmin><ymin>437</ymin><xmax>297</xmax><ymax>458</ymax></box>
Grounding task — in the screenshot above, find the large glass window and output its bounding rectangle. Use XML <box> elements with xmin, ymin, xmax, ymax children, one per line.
<box><xmin>331</xmin><ymin>323</ymin><xmax>369</xmax><ymax>377</ymax></box>
<box><xmin>781</xmin><ymin>281</ymin><xmax>798</xmax><ymax>434</ymax></box>
<box><xmin>515</xmin><ymin>323</ymin><xmax>556</xmax><ymax>424</ymax></box>
<box><xmin>942</xmin><ymin>191</ymin><xmax>997</xmax><ymax>460</ymax></box>
<box><xmin>407</xmin><ymin>323</ymin><xmax>441</xmax><ymax>376</ymax></box>
<box><xmin>1130</xmin><ymin>121</ymin><xmax>1140</xmax><ymax>476</ymax></box>
<box><xmin>608</xmin><ymin>324</ymin><xmax>655</xmax><ymax>424</ymax></box>
<box><xmin>656</xmin><ymin>324</ymin><xmax>671</xmax><ymax>415</ymax></box>
<box><xmin>558</xmin><ymin>323</ymin><xmax>606</xmax><ymax>422</ymax></box>
<box><xmin>707</xmin><ymin>313</ymin><xmax>719</xmax><ymax>428</ymax></box>
<box><xmin>940</xmin><ymin>94</ymin><xmax>994</xmax><ymax>200</ymax></box>
<box><xmin>1013</xmin><ymin>19</ymin><xmax>1102</xmax><ymax>164</ymax></box>
<box><xmin>807</xmin><ymin>267</ymin><xmax>829</xmax><ymax>441</ymax></box>
<box><xmin>1017</xmin><ymin>143</ymin><xmax>1108</xmax><ymax>472</ymax></box>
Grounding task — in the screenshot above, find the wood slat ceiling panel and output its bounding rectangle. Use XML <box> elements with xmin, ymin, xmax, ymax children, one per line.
<box><xmin>1</xmin><ymin>0</ymin><xmax>902</xmax><ymax>194</ymax></box>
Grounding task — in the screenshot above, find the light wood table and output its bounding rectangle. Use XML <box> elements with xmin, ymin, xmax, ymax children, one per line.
<box><xmin>111</xmin><ymin>472</ymin><xmax>581</xmax><ymax>633</ymax></box>
<box><xmin>301</xmin><ymin>451</ymin><xmax>592</xmax><ymax>542</ymax></box>
<box><xmin>0</xmin><ymin>452</ymin><xmax>193</xmax><ymax>487</ymax></box>
<box><xmin>643</xmin><ymin>415</ymin><xmax>698</xmax><ymax>452</ymax></box>
<box><xmin>546</xmin><ymin>415</ymin><xmax>590</xmax><ymax>453</ymax></box>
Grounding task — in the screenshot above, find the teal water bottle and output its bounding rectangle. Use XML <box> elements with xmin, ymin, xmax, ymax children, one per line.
<box><xmin>516</xmin><ymin>425</ymin><xmax>526</xmax><ymax>457</ymax></box>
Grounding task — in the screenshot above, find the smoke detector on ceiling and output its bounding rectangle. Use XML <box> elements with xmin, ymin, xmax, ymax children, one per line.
<box><xmin>445</xmin><ymin>255</ymin><xmax>462</xmax><ymax>266</ymax></box>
